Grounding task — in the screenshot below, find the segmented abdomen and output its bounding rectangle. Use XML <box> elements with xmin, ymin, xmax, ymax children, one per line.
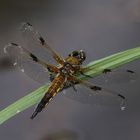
<box><xmin>40</xmin><ymin>74</ymin><xmax>65</xmax><ymax>106</ymax></box>
<box><xmin>30</xmin><ymin>74</ymin><xmax>65</xmax><ymax>119</ymax></box>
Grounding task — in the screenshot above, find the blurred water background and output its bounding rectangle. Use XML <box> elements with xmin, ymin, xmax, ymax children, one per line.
<box><xmin>0</xmin><ymin>0</ymin><xmax>140</xmax><ymax>140</ymax></box>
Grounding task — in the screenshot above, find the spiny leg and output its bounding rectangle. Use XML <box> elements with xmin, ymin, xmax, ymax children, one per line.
<box><xmin>103</xmin><ymin>69</ymin><xmax>112</xmax><ymax>74</ymax></box>
<box><xmin>67</xmin><ymin>81</ymin><xmax>77</xmax><ymax>92</ymax></box>
<box><xmin>79</xmin><ymin>68</ymin><xmax>92</xmax><ymax>78</ymax></box>
<box><xmin>80</xmin><ymin>71</ymin><xmax>92</xmax><ymax>78</ymax></box>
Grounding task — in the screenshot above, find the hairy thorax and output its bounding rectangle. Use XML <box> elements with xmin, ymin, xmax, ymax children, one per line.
<box><xmin>59</xmin><ymin>56</ymin><xmax>81</xmax><ymax>76</ymax></box>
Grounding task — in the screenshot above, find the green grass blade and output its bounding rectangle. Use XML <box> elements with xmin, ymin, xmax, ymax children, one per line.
<box><xmin>83</xmin><ymin>47</ymin><xmax>140</xmax><ymax>78</ymax></box>
<box><xmin>0</xmin><ymin>85</ymin><xmax>49</xmax><ymax>124</ymax></box>
<box><xmin>0</xmin><ymin>47</ymin><xmax>140</xmax><ymax>125</ymax></box>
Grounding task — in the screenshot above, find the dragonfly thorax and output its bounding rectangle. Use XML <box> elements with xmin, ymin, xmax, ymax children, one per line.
<box><xmin>60</xmin><ymin>62</ymin><xmax>75</xmax><ymax>75</ymax></box>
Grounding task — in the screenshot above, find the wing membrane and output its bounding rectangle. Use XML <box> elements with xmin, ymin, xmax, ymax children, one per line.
<box><xmin>4</xmin><ymin>43</ymin><xmax>51</xmax><ymax>84</ymax></box>
<box><xmin>63</xmin><ymin>76</ymin><xmax>126</xmax><ymax>109</ymax></box>
<box><xmin>20</xmin><ymin>22</ymin><xmax>65</xmax><ymax>65</ymax></box>
<box><xmin>93</xmin><ymin>69</ymin><xmax>137</xmax><ymax>85</ymax></box>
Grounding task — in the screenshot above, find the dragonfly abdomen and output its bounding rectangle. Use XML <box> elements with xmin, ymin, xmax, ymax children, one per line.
<box><xmin>31</xmin><ymin>74</ymin><xmax>65</xmax><ymax>119</ymax></box>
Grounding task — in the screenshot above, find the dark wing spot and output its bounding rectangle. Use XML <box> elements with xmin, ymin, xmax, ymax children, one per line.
<box><xmin>26</xmin><ymin>22</ymin><xmax>32</xmax><ymax>26</ymax></box>
<box><xmin>118</xmin><ymin>94</ymin><xmax>125</xmax><ymax>99</ymax></box>
<box><xmin>11</xmin><ymin>43</ymin><xmax>18</xmax><ymax>46</ymax></box>
<box><xmin>103</xmin><ymin>69</ymin><xmax>112</xmax><ymax>74</ymax></box>
<box><xmin>30</xmin><ymin>53</ymin><xmax>38</xmax><ymax>62</ymax></box>
<box><xmin>90</xmin><ymin>86</ymin><xmax>102</xmax><ymax>91</ymax></box>
<box><xmin>39</xmin><ymin>36</ymin><xmax>45</xmax><ymax>45</ymax></box>
<box><xmin>126</xmin><ymin>70</ymin><xmax>135</xmax><ymax>74</ymax></box>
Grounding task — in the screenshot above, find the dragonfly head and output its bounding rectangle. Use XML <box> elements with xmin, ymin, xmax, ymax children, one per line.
<box><xmin>69</xmin><ymin>50</ymin><xmax>86</xmax><ymax>64</ymax></box>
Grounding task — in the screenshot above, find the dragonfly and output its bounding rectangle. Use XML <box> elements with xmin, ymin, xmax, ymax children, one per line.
<box><xmin>4</xmin><ymin>22</ymin><xmax>136</xmax><ymax>119</ymax></box>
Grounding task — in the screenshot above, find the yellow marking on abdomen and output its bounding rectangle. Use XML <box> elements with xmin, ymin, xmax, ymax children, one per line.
<box><xmin>45</xmin><ymin>74</ymin><xmax>65</xmax><ymax>107</ymax></box>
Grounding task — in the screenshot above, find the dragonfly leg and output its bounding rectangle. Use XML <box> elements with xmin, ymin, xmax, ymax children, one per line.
<box><xmin>49</xmin><ymin>73</ymin><xmax>56</xmax><ymax>82</ymax></box>
<box><xmin>70</xmin><ymin>82</ymin><xmax>77</xmax><ymax>92</ymax></box>
<box><xmin>79</xmin><ymin>67</ymin><xmax>93</xmax><ymax>78</ymax></box>
<box><xmin>80</xmin><ymin>71</ymin><xmax>92</xmax><ymax>78</ymax></box>
<box><xmin>103</xmin><ymin>68</ymin><xmax>112</xmax><ymax>74</ymax></box>
<box><xmin>63</xmin><ymin>80</ymin><xmax>78</xmax><ymax>92</ymax></box>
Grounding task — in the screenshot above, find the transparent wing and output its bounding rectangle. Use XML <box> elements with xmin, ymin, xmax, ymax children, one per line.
<box><xmin>63</xmin><ymin>77</ymin><xmax>126</xmax><ymax>109</ymax></box>
<box><xmin>92</xmin><ymin>69</ymin><xmax>137</xmax><ymax>85</ymax></box>
<box><xmin>20</xmin><ymin>22</ymin><xmax>64</xmax><ymax>65</ymax></box>
<box><xmin>4</xmin><ymin>43</ymin><xmax>51</xmax><ymax>84</ymax></box>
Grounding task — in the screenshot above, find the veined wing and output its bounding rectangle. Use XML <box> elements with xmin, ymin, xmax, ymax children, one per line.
<box><xmin>20</xmin><ymin>22</ymin><xmax>65</xmax><ymax>65</ymax></box>
<box><xmin>93</xmin><ymin>69</ymin><xmax>137</xmax><ymax>85</ymax></box>
<box><xmin>63</xmin><ymin>76</ymin><xmax>126</xmax><ymax>110</ymax></box>
<box><xmin>4</xmin><ymin>43</ymin><xmax>53</xmax><ymax>84</ymax></box>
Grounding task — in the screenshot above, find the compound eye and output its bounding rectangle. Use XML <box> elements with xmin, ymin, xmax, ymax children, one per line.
<box><xmin>72</xmin><ymin>51</ymin><xmax>79</xmax><ymax>56</ymax></box>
